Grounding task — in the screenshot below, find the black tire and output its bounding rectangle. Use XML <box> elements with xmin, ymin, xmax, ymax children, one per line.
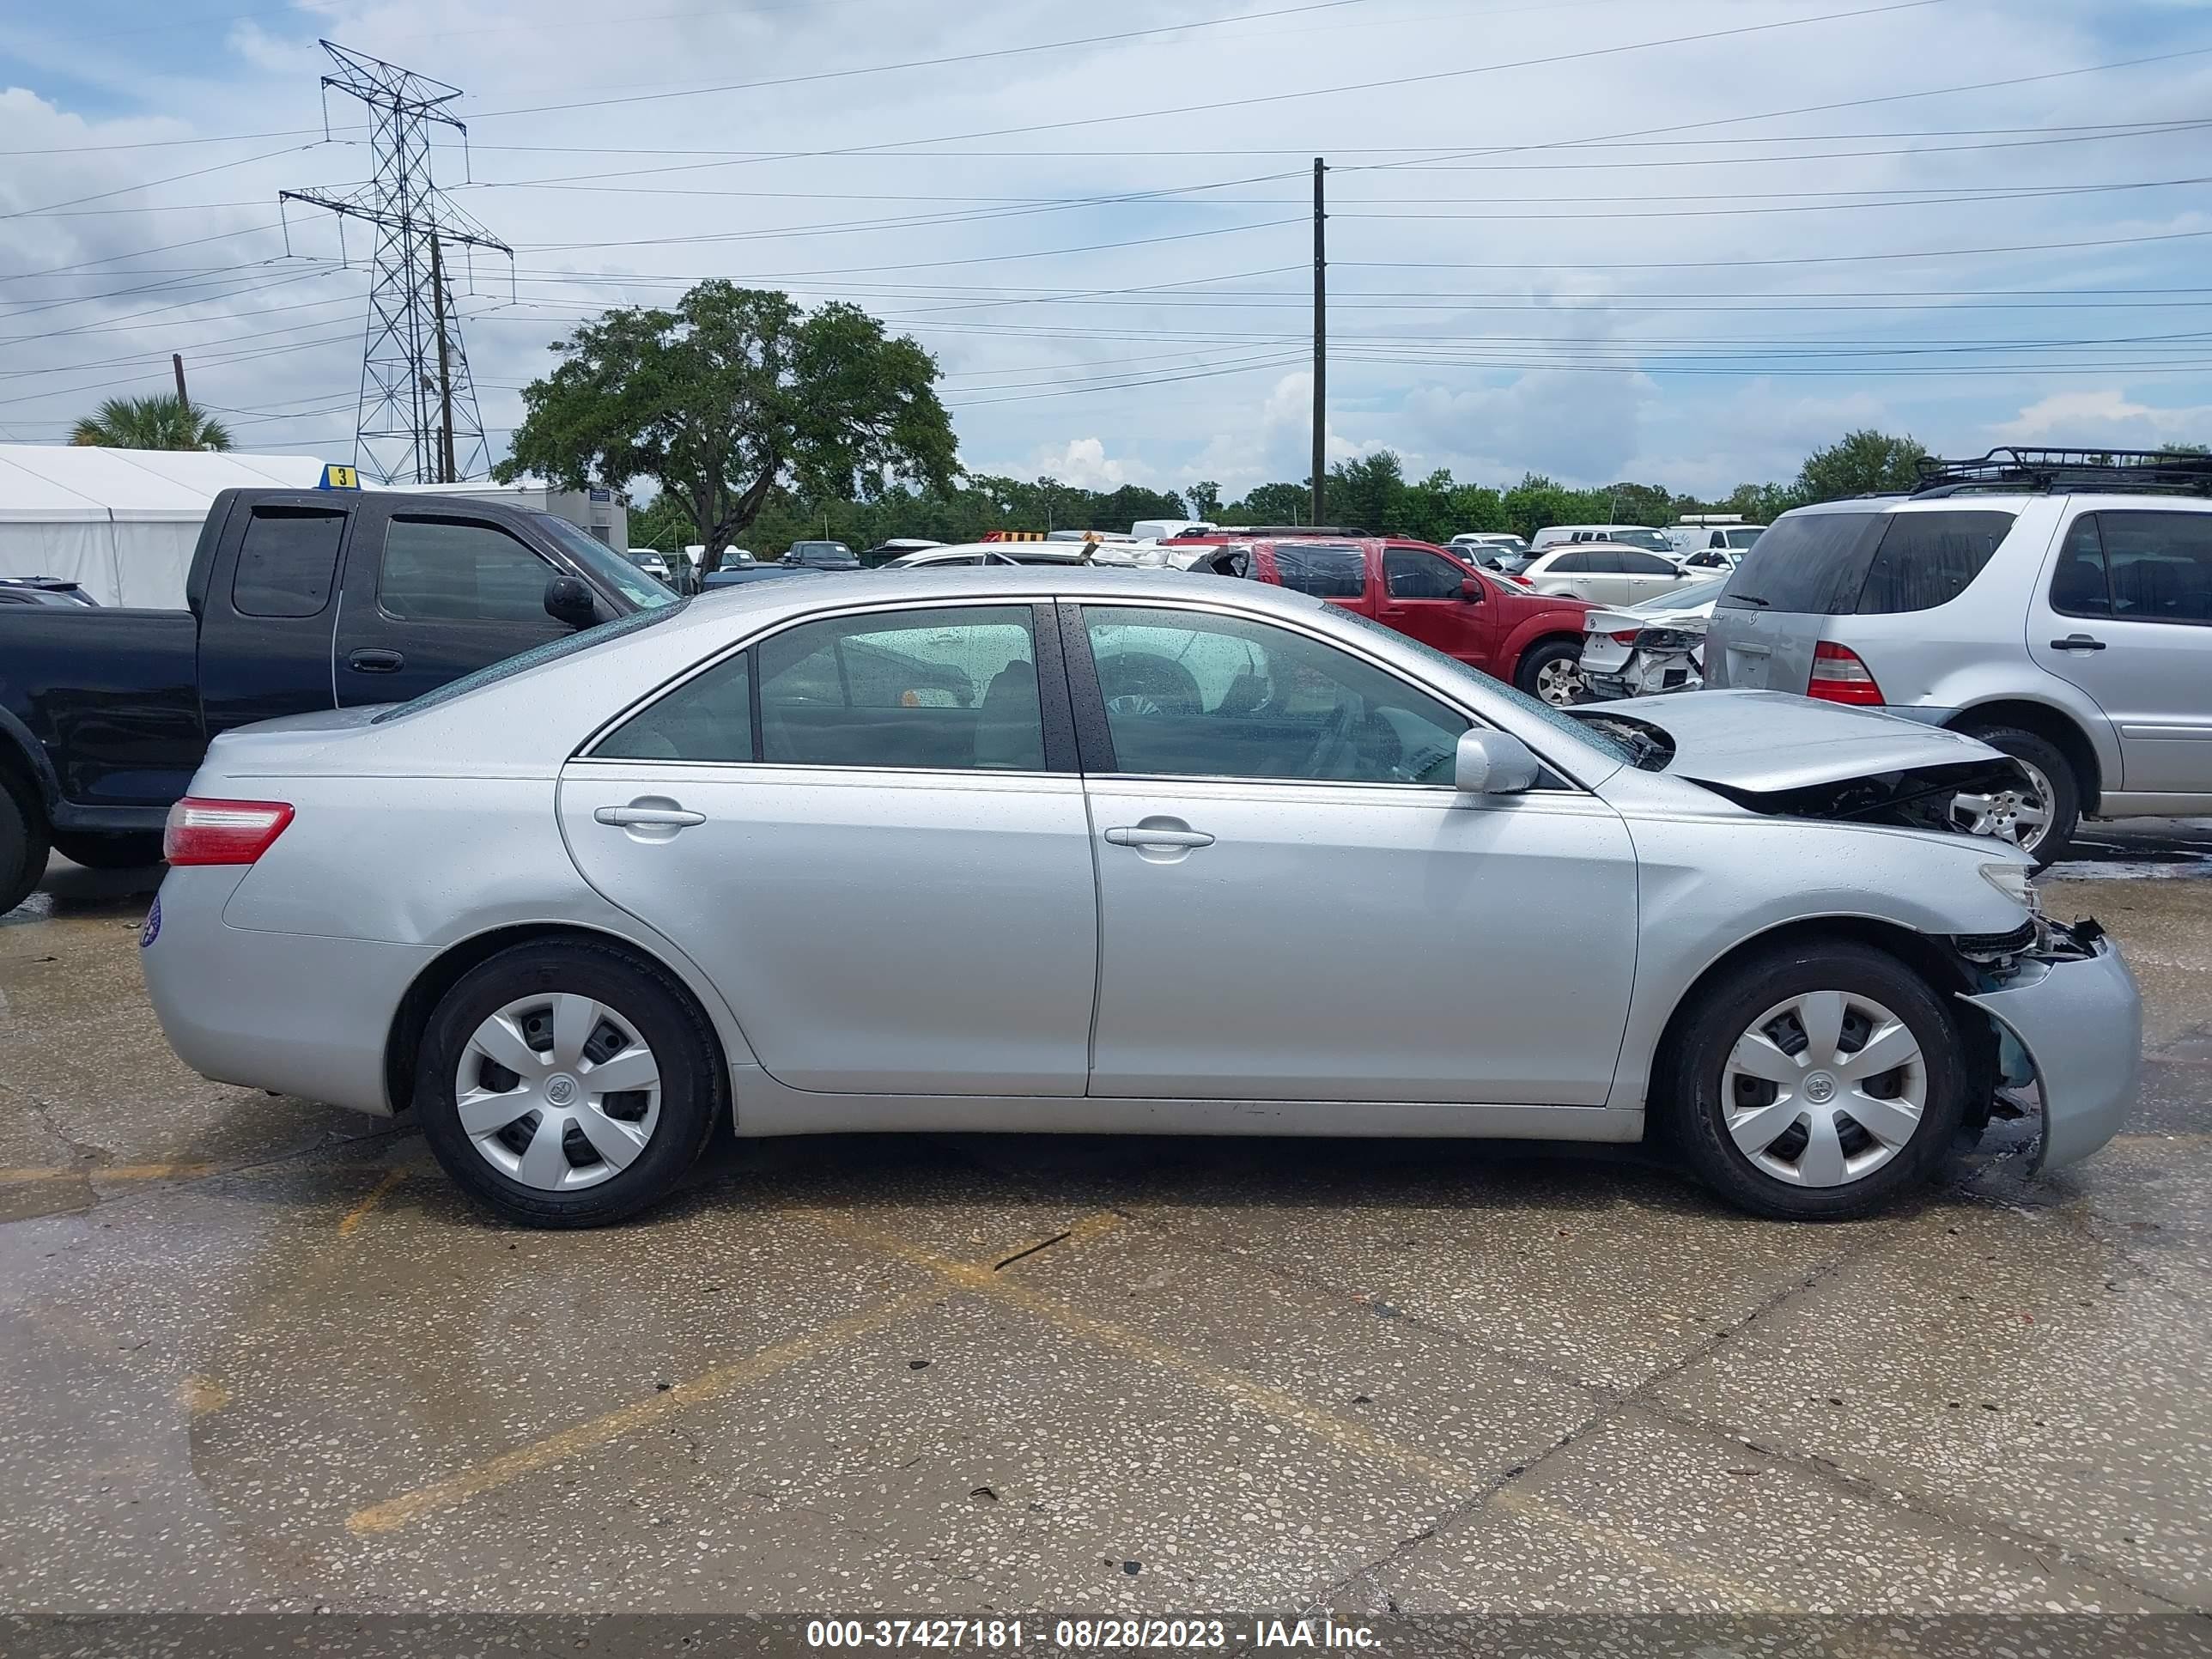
<box><xmin>1952</xmin><ymin>723</ymin><xmax>2079</xmax><ymax>869</ymax></box>
<box><xmin>0</xmin><ymin>775</ymin><xmax>50</xmax><ymax>917</ymax></box>
<box><xmin>50</xmin><ymin>830</ymin><xmax>166</xmax><ymax>871</ymax></box>
<box><xmin>1661</xmin><ymin>939</ymin><xmax>1967</xmax><ymax>1222</ymax></box>
<box><xmin>415</xmin><ymin>939</ymin><xmax>724</xmax><ymax>1228</ymax></box>
<box><xmin>1095</xmin><ymin>653</ymin><xmax>1203</xmax><ymax>716</ymax></box>
<box><xmin>1514</xmin><ymin>638</ymin><xmax>1585</xmax><ymax>707</ymax></box>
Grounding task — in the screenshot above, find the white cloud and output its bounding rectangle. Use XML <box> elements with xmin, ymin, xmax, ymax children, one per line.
<box><xmin>3</xmin><ymin>0</ymin><xmax>2209</xmax><ymax>489</ymax></box>
<box><xmin>1028</xmin><ymin>436</ymin><xmax>1127</xmax><ymax>489</ymax></box>
<box><xmin>1993</xmin><ymin>389</ymin><xmax>2212</xmax><ymax>447</ymax></box>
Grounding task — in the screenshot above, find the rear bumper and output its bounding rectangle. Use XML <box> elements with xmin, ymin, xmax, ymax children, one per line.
<box><xmin>141</xmin><ymin>867</ymin><xmax>433</xmax><ymax>1117</ymax></box>
<box><xmin>1958</xmin><ymin>926</ymin><xmax>2141</xmax><ymax>1173</ymax></box>
<box><xmin>1586</xmin><ymin>653</ymin><xmax>1702</xmax><ymax>700</ymax></box>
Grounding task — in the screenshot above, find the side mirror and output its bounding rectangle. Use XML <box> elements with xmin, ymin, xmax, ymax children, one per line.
<box><xmin>544</xmin><ymin>574</ymin><xmax>598</xmax><ymax>630</ymax></box>
<box><xmin>1460</xmin><ymin>575</ymin><xmax>1485</xmax><ymax>602</ymax></box>
<box><xmin>1454</xmin><ymin>727</ymin><xmax>1540</xmax><ymax>795</ymax></box>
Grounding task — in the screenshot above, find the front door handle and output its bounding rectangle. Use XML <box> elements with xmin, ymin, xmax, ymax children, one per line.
<box><xmin>1104</xmin><ymin>824</ymin><xmax>1214</xmax><ymax>850</ymax></box>
<box><xmin>348</xmin><ymin>647</ymin><xmax>405</xmax><ymax>673</ymax></box>
<box><xmin>595</xmin><ymin>805</ymin><xmax>707</xmax><ymax>828</ymax></box>
<box><xmin>2049</xmin><ymin>634</ymin><xmax>2107</xmax><ymax>652</ymax></box>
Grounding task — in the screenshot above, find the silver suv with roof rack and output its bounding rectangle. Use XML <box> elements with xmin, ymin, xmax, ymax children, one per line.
<box><xmin>1703</xmin><ymin>447</ymin><xmax>2212</xmax><ymax>865</ymax></box>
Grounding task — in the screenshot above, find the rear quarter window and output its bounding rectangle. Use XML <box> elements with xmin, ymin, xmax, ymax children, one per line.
<box><xmin>1719</xmin><ymin>509</ymin><xmax>2014</xmax><ymax>616</ymax></box>
<box><xmin>1269</xmin><ymin>544</ymin><xmax>1366</xmax><ymax>598</ymax></box>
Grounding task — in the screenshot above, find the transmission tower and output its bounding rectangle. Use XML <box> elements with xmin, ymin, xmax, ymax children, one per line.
<box><xmin>281</xmin><ymin>41</ymin><xmax>512</xmax><ymax>484</ymax></box>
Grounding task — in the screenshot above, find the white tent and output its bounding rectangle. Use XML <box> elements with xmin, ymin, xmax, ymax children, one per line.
<box><xmin>0</xmin><ymin>446</ymin><xmax>330</xmax><ymax>608</ymax></box>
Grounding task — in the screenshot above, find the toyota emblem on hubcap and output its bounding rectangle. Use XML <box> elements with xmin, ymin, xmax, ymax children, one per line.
<box><xmin>545</xmin><ymin>1073</ymin><xmax>579</xmax><ymax>1106</ymax></box>
<box><xmin>1804</xmin><ymin>1071</ymin><xmax>1838</xmax><ymax>1105</ymax></box>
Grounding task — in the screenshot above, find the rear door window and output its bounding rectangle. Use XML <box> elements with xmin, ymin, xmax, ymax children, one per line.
<box><xmin>1270</xmin><ymin>544</ymin><xmax>1366</xmax><ymax>598</ymax></box>
<box><xmin>757</xmin><ymin>605</ymin><xmax>1046</xmax><ymax>771</ymax></box>
<box><xmin>1617</xmin><ymin>551</ymin><xmax>1677</xmax><ymax>575</ymax></box>
<box><xmin>232</xmin><ymin>506</ymin><xmax>345</xmax><ymax>618</ymax></box>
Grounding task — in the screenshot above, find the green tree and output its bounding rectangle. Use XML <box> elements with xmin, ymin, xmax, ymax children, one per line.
<box><xmin>1222</xmin><ymin>481</ymin><xmax>1310</xmax><ymax>525</ymax></box>
<box><xmin>1328</xmin><ymin>450</ymin><xmax>1406</xmax><ymax>534</ymax></box>
<box><xmin>1185</xmin><ymin>479</ymin><xmax>1222</xmax><ymax>520</ymax></box>
<box><xmin>501</xmin><ymin>280</ymin><xmax>957</xmax><ymax>571</ymax></box>
<box><xmin>1794</xmin><ymin>428</ymin><xmax>1928</xmax><ymax>504</ymax></box>
<box><xmin>627</xmin><ymin>491</ymin><xmax>698</xmax><ymax>553</ymax></box>
<box><xmin>70</xmin><ymin>393</ymin><xmax>231</xmax><ymax>452</ymax></box>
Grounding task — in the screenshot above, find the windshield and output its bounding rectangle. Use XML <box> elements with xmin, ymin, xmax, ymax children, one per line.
<box><xmin>370</xmin><ymin>601</ymin><xmax>690</xmax><ymax>723</ymax></box>
<box><xmin>1327</xmin><ymin>605</ymin><xmax>1642</xmax><ymax>772</ymax></box>
<box><xmin>536</xmin><ymin>515</ymin><xmax>678</xmax><ymax>610</ymax></box>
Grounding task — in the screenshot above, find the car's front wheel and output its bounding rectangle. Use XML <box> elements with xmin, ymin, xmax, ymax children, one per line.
<box><xmin>1663</xmin><ymin>940</ymin><xmax>1966</xmax><ymax>1221</ymax></box>
<box><xmin>416</xmin><ymin>940</ymin><xmax>723</xmax><ymax>1228</ymax></box>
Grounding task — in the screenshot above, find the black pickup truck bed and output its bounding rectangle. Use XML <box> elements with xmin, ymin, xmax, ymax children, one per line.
<box><xmin>0</xmin><ymin>485</ymin><xmax>672</xmax><ymax>912</ymax></box>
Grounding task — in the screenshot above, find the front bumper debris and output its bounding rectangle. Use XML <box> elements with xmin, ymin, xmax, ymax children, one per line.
<box><xmin>1957</xmin><ymin>919</ymin><xmax>2140</xmax><ymax>1173</ymax></box>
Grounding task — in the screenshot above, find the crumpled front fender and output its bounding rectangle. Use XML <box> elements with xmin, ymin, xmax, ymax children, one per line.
<box><xmin>1958</xmin><ymin>927</ymin><xmax>2141</xmax><ymax>1173</ymax></box>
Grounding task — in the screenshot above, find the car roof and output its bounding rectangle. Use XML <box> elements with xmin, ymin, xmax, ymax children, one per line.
<box><xmin>1787</xmin><ymin>491</ymin><xmax>2212</xmax><ymax>517</ymax></box>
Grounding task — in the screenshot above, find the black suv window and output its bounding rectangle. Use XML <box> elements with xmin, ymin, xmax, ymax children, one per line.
<box><xmin>380</xmin><ymin>517</ymin><xmax>556</xmax><ymax>623</ymax></box>
<box><xmin>1616</xmin><ymin>550</ymin><xmax>1677</xmax><ymax>575</ymax></box>
<box><xmin>1721</xmin><ymin>509</ymin><xmax>2014</xmax><ymax>615</ymax></box>
<box><xmin>233</xmin><ymin>506</ymin><xmax>345</xmax><ymax>618</ymax></box>
<box><xmin>1270</xmin><ymin>544</ymin><xmax>1365</xmax><ymax>598</ymax></box>
<box><xmin>2056</xmin><ymin>512</ymin><xmax>2212</xmax><ymax>623</ymax></box>
<box><xmin>1547</xmin><ymin>550</ymin><xmax>1590</xmax><ymax>574</ymax></box>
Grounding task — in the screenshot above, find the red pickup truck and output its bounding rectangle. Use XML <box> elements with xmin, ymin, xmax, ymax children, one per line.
<box><xmin>1186</xmin><ymin>538</ymin><xmax>1595</xmax><ymax>705</ymax></box>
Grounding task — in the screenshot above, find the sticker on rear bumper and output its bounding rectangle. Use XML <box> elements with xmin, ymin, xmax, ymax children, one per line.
<box><xmin>139</xmin><ymin>896</ymin><xmax>160</xmax><ymax>949</ymax></box>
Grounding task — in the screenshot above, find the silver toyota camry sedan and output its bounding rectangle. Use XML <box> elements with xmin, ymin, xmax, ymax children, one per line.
<box><xmin>142</xmin><ymin>568</ymin><xmax>2137</xmax><ymax>1228</ymax></box>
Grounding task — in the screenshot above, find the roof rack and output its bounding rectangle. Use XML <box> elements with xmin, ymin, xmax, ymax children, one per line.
<box><xmin>1912</xmin><ymin>447</ymin><xmax>2212</xmax><ymax>499</ymax></box>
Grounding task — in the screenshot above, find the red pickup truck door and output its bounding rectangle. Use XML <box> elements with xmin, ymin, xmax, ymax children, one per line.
<box><xmin>1376</xmin><ymin>544</ymin><xmax>1497</xmax><ymax>673</ymax></box>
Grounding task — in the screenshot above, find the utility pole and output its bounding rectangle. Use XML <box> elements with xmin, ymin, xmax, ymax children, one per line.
<box><xmin>1311</xmin><ymin>155</ymin><xmax>1327</xmax><ymax>526</ymax></box>
<box><xmin>429</xmin><ymin>231</ymin><xmax>455</xmax><ymax>483</ymax></box>
<box><xmin>171</xmin><ymin>353</ymin><xmax>189</xmax><ymax>410</ymax></box>
<box><xmin>281</xmin><ymin>40</ymin><xmax>512</xmax><ymax>483</ymax></box>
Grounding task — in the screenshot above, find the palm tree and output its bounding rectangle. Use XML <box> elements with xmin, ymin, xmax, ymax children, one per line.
<box><xmin>70</xmin><ymin>394</ymin><xmax>233</xmax><ymax>452</ymax></box>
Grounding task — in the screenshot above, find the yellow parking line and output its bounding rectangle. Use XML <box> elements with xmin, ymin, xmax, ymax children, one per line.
<box><xmin>348</xmin><ymin>1284</ymin><xmax>943</xmax><ymax>1534</ymax></box>
<box><xmin>0</xmin><ymin>1163</ymin><xmax>210</xmax><ymax>1185</ymax></box>
<box><xmin>337</xmin><ymin>1168</ymin><xmax>409</xmax><ymax>1236</ymax></box>
<box><xmin>809</xmin><ymin>1209</ymin><xmax>1778</xmax><ymax>1611</ymax></box>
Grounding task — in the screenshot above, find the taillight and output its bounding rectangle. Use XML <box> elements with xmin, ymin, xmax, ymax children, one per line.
<box><xmin>1506</xmin><ymin>574</ymin><xmax>1534</xmax><ymax>586</ymax></box>
<box><xmin>1808</xmin><ymin>641</ymin><xmax>1885</xmax><ymax>706</ymax></box>
<box><xmin>1607</xmin><ymin>629</ymin><xmax>1640</xmax><ymax>645</ymax></box>
<box><xmin>163</xmin><ymin>798</ymin><xmax>295</xmax><ymax>866</ymax></box>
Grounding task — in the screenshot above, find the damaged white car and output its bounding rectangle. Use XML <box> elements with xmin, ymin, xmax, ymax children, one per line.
<box><xmin>1578</xmin><ymin>575</ymin><xmax>1729</xmax><ymax>700</ymax></box>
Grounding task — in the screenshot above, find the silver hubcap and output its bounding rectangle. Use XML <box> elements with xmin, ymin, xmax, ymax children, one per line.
<box><xmin>1534</xmin><ymin>657</ymin><xmax>1584</xmax><ymax>707</ymax></box>
<box><xmin>1953</xmin><ymin>758</ymin><xmax>2056</xmax><ymax>855</ymax></box>
<box><xmin>1722</xmin><ymin>988</ymin><xmax>1928</xmax><ymax>1188</ymax></box>
<box><xmin>454</xmin><ymin>994</ymin><xmax>661</xmax><ymax>1191</ymax></box>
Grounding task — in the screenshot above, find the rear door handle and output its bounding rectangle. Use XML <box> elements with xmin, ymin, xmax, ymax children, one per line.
<box><xmin>2049</xmin><ymin>634</ymin><xmax>2107</xmax><ymax>652</ymax></box>
<box><xmin>595</xmin><ymin>805</ymin><xmax>707</xmax><ymax>827</ymax></box>
<box><xmin>348</xmin><ymin>647</ymin><xmax>405</xmax><ymax>672</ymax></box>
<box><xmin>1104</xmin><ymin>825</ymin><xmax>1214</xmax><ymax>850</ymax></box>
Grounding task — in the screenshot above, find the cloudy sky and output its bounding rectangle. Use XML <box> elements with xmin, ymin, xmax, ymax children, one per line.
<box><xmin>4</xmin><ymin>0</ymin><xmax>2212</xmax><ymax>500</ymax></box>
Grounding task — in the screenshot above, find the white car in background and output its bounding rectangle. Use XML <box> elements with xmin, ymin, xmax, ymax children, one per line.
<box><xmin>1519</xmin><ymin>542</ymin><xmax>1706</xmax><ymax>607</ymax></box>
<box><xmin>1531</xmin><ymin>525</ymin><xmax>1677</xmax><ymax>556</ymax></box>
<box><xmin>1578</xmin><ymin>576</ymin><xmax>1730</xmax><ymax>700</ymax></box>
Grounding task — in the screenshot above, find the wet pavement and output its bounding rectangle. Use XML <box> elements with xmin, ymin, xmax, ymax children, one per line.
<box><xmin>1</xmin><ymin>835</ymin><xmax>2208</xmax><ymax>1614</ymax></box>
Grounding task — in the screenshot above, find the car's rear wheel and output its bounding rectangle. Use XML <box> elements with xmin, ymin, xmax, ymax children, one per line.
<box><xmin>416</xmin><ymin>940</ymin><xmax>722</xmax><ymax>1228</ymax></box>
<box><xmin>0</xmin><ymin>775</ymin><xmax>49</xmax><ymax>916</ymax></box>
<box><xmin>1516</xmin><ymin>639</ymin><xmax>1585</xmax><ymax>707</ymax></box>
<box><xmin>1663</xmin><ymin>941</ymin><xmax>1966</xmax><ymax>1221</ymax></box>
<box><xmin>1949</xmin><ymin>725</ymin><xmax>2077</xmax><ymax>868</ymax></box>
<box><xmin>50</xmin><ymin>831</ymin><xmax>166</xmax><ymax>870</ymax></box>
